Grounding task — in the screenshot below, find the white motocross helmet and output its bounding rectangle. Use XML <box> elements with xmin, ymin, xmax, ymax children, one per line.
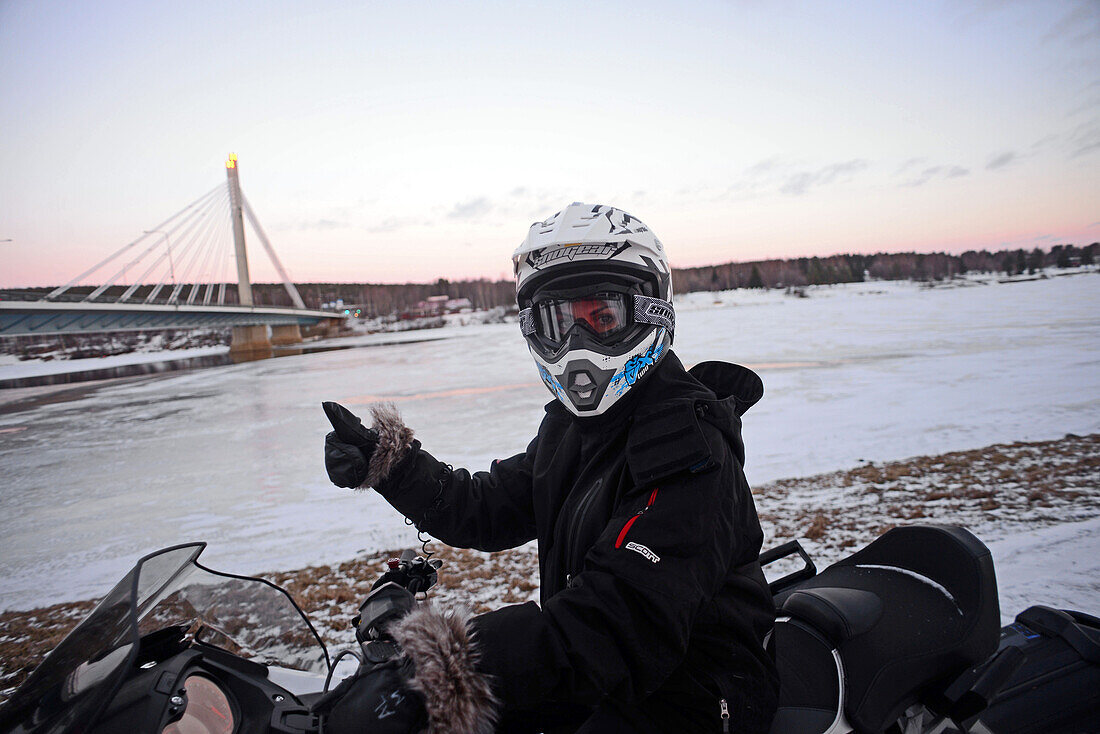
<box><xmin>514</xmin><ymin>203</ymin><xmax>675</xmax><ymax>417</ymax></box>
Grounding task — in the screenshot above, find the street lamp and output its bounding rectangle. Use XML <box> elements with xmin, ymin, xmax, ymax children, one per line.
<box><xmin>144</xmin><ymin>230</ymin><xmax>176</xmax><ymax>285</ymax></box>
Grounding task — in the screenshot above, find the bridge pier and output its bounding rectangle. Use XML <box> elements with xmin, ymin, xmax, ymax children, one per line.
<box><xmin>270</xmin><ymin>323</ymin><xmax>303</xmax><ymax>346</ymax></box>
<box><xmin>230</xmin><ymin>325</ymin><xmax>272</xmax><ymax>357</ymax></box>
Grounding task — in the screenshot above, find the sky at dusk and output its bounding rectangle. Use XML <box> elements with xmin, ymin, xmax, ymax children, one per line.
<box><xmin>1</xmin><ymin>0</ymin><xmax>1097</xmax><ymax>287</ymax></box>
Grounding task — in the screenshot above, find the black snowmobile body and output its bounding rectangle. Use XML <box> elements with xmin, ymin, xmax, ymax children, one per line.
<box><xmin>1</xmin><ymin>525</ymin><xmax>1097</xmax><ymax>733</ymax></box>
<box><xmin>762</xmin><ymin>524</ymin><xmax>1100</xmax><ymax>733</ymax></box>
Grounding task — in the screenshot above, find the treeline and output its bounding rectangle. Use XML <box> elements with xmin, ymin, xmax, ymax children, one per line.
<box><xmin>280</xmin><ymin>279</ymin><xmax>515</xmax><ymax>316</ymax></box>
<box><xmin>8</xmin><ymin>243</ymin><xmax>1095</xmax><ymax>317</ymax></box>
<box><xmin>269</xmin><ymin>242</ymin><xmax>1098</xmax><ymax>314</ymax></box>
<box><xmin>673</xmin><ymin>243</ymin><xmax>1098</xmax><ymax>292</ymax></box>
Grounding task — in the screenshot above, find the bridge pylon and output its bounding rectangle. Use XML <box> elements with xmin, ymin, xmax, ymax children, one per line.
<box><xmin>225</xmin><ymin>154</ymin><xmax>298</xmax><ymax>355</ymax></box>
<box><xmin>226</xmin><ymin>153</ymin><xmax>253</xmax><ymax>307</ymax></box>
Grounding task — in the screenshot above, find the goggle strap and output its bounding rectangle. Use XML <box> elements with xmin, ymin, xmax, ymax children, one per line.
<box><xmin>633</xmin><ymin>294</ymin><xmax>675</xmax><ymax>333</ymax></box>
<box><xmin>519</xmin><ymin>307</ymin><xmax>536</xmax><ymax>336</ymax></box>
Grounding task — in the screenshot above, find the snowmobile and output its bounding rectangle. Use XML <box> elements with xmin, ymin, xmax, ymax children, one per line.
<box><xmin>0</xmin><ymin>525</ymin><xmax>1096</xmax><ymax>734</ymax></box>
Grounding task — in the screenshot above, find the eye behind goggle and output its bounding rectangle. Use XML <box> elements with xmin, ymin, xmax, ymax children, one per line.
<box><xmin>518</xmin><ymin>293</ymin><xmax>674</xmax><ymax>349</ymax></box>
<box><xmin>533</xmin><ymin>292</ymin><xmax>630</xmax><ymax>347</ymax></box>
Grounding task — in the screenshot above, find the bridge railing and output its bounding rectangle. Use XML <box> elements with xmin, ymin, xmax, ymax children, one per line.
<box><xmin>0</xmin><ymin>290</ymin><xmax>341</xmax><ymax>312</ymax></box>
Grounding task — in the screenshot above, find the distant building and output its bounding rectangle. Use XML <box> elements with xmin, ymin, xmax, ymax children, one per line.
<box><xmin>400</xmin><ymin>295</ymin><xmax>474</xmax><ymax>320</ymax></box>
<box><xmin>326</xmin><ymin>302</ymin><xmax>367</xmax><ymax>318</ymax></box>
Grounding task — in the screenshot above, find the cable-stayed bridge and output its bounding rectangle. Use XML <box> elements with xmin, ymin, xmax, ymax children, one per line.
<box><xmin>0</xmin><ymin>156</ymin><xmax>341</xmax><ymax>354</ymax></box>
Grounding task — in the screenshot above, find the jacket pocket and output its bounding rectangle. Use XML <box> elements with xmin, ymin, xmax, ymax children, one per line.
<box><xmin>699</xmin><ymin>670</ymin><xmax>735</xmax><ymax>733</ymax></box>
<box><xmin>614</xmin><ymin>487</ymin><xmax>659</xmax><ymax>548</ymax></box>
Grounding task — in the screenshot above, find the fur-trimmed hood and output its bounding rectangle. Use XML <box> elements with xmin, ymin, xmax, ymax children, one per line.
<box><xmin>389</xmin><ymin>605</ymin><xmax>499</xmax><ymax>734</ymax></box>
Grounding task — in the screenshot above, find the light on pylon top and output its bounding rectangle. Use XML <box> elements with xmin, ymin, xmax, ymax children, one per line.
<box><xmin>226</xmin><ymin>153</ymin><xmax>238</xmax><ymax>169</ymax></box>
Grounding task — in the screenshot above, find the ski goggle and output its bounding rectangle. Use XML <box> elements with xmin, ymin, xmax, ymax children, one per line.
<box><xmin>520</xmin><ymin>293</ymin><xmax>674</xmax><ymax>347</ymax></box>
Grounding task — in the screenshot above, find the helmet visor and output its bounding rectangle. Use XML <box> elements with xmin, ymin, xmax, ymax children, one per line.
<box><xmin>533</xmin><ymin>292</ymin><xmax>631</xmax><ymax>347</ymax></box>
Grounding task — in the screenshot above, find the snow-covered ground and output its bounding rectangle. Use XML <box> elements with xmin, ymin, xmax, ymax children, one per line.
<box><xmin>989</xmin><ymin>516</ymin><xmax>1100</xmax><ymax>625</ymax></box>
<box><xmin>0</xmin><ymin>272</ymin><xmax>1096</xmax><ymax>613</ymax></box>
<box><xmin>748</xmin><ymin>432</ymin><xmax>1098</xmax><ymax>624</ymax></box>
<box><xmin>0</xmin><ymin>345</ymin><xmax>229</xmax><ymax>379</ymax></box>
<box><xmin>0</xmin><ymin>329</ymin><xmax>464</xmax><ymax>382</ymax></box>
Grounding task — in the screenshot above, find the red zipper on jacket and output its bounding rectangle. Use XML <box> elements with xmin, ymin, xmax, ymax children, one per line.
<box><xmin>614</xmin><ymin>488</ymin><xmax>659</xmax><ymax>548</ymax></box>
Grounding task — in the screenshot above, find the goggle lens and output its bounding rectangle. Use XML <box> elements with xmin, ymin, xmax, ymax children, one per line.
<box><xmin>535</xmin><ymin>293</ymin><xmax>630</xmax><ymax>346</ymax></box>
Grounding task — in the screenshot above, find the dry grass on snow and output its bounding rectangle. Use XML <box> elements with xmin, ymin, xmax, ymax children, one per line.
<box><xmin>756</xmin><ymin>433</ymin><xmax>1100</xmax><ymax>566</ymax></box>
<box><xmin>2</xmin><ymin>433</ymin><xmax>1097</xmax><ymax>704</ymax></box>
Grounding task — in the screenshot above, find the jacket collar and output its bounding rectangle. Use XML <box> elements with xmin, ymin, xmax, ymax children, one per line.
<box><xmin>613</xmin><ymin>353</ymin><xmax>764</xmax><ymax>485</ymax></box>
<box><xmin>687</xmin><ymin>360</ymin><xmax>764</xmax><ymax>417</ymax></box>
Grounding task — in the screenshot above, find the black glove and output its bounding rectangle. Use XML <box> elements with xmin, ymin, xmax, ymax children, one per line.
<box><xmin>312</xmin><ymin>657</ymin><xmax>426</xmax><ymax>734</ymax></box>
<box><xmin>323</xmin><ymin>401</ymin><xmax>379</xmax><ymax>489</ymax></box>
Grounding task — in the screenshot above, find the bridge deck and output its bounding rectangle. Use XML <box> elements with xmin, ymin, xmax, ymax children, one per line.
<box><xmin>0</xmin><ymin>301</ymin><xmax>340</xmax><ymax>336</ymax></box>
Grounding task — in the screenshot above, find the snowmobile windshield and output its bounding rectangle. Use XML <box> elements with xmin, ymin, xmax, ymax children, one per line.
<box><xmin>0</xmin><ymin>542</ymin><xmax>329</xmax><ymax>734</ymax></box>
<box><xmin>533</xmin><ymin>292</ymin><xmax>631</xmax><ymax>347</ymax></box>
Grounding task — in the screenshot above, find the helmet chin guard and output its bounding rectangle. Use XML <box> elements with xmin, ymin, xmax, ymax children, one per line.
<box><xmin>531</xmin><ymin>327</ymin><xmax>671</xmax><ymax>416</ymax></box>
<box><xmin>514</xmin><ymin>203</ymin><xmax>674</xmax><ymax>417</ymax></box>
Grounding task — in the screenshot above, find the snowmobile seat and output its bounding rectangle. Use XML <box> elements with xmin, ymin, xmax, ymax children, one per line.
<box><xmin>771</xmin><ymin>525</ymin><xmax>1000</xmax><ymax>733</ymax></box>
<box><xmin>781</xmin><ymin>587</ymin><xmax>883</xmax><ymax>644</ymax></box>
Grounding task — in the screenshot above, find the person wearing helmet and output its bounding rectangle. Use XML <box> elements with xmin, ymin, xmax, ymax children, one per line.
<box><xmin>515</xmin><ymin>208</ymin><xmax>675</xmax><ymax>419</ymax></box>
<box><xmin>322</xmin><ymin>203</ymin><xmax>778</xmax><ymax>733</ymax></box>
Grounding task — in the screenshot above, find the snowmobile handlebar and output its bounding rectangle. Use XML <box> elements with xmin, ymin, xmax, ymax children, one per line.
<box><xmin>353</xmin><ymin>550</ymin><xmax>443</xmax><ymax>644</ymax></box>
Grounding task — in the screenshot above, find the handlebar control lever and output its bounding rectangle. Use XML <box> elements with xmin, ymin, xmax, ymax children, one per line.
<box><xmin>351</xmin><ymin>553</ymin><xmax>446</xmax><ymax>650</ymax></box>
<box><xmin>354</xmin><ymin>583</ymin><xmax>415</xmax><ymax>643</ymax></box>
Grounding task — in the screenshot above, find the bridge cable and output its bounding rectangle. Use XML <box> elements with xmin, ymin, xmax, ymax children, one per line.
<box><xmin>241</xmin><ymin>192</ymin><xmax>307</xmax><ymax>309</ymax></box>
<box><xmin>188</xmin><ymin>185</ymin><xmax>233</xmax><ymax>304</ymax></box>
<box><xmin>158</xmin><ymin>187</ymin><xmax>229</xmax><ymax>303</ymax></box>
<box><xmin>45</xmin><ymin>184</ymin><xmax>224</xmax><ymax>301</ymax></box>
<box><xmin>169</xmin><ymin>215</ymin><xmax>222</xmax><ymax>304</ymax></box>
<box><xmin>143</xmin><ymin>187</ymin><xmax>229</xmax><ymax>303</ymax></box>
<box><xmin>185</xmin><ymin>190</ymin><xmax>232</xmax><ymax>304</ymax></box>
<box><xmin>213</xmin><ymin>185</ymin><xmax>235</xmax><ymax>306</ymax></box>
<box><xmin>203</xmin><ymin>196</ymin><xmax>231</xmax><ymax>305</ymax></box>
<box><xmin>201</xmin><ymin>195</ymin><xmax>233</xmax><ymax>303</ymax></box>
<box><xmin>85</xmin><ymin>188</ymin><xmax>224</xmax><ymax>303</ymax></box>
<box><xmin>166</xmin><ymin>192</ymin><xmax>232</xmax><ymax>304</ymax></box>
<box><xmin>217</xmin><ymin>220</ymin><xmax>230</xmax><ymax>306</ymax></box>
<box><xmin>119</xmin><ymin>189</ymin><xmax>226</xmax><ymax>303</ymax></box>
<box><xmin>144</xmin><ymin>191</ymin><xmax>225</xmax><ymax>305</ymax></box>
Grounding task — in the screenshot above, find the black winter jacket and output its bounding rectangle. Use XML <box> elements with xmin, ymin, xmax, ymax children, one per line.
<box><xmin>375</xmin><ymin>352</ymin><xmax>778</xmax><ymax>732</ymax></box>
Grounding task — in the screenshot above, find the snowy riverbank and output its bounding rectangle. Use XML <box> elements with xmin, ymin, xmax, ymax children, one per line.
<box><xmin>0</xmin><ymin>271</ymin><xmax>1096</xmax><ymax>611</ymax></box>
<box><xmin>1</xmin><ymin>270</ymin><xmax>1091</xmax><ymax>383</ymax></box>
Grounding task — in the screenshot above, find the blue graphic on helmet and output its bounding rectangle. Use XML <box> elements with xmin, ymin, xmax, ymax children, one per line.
<box><xmin>609</xmin><ymin>329</ymin><xmax>667</xmax><ymax>396</ymax></box>
<box><xmin>538</xmin><ymin>363</ymin><xmax>568</xmax><ymax>403</ymax></box>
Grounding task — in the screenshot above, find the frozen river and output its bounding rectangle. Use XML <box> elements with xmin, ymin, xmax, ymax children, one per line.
<box><xmin>0</xmin><ymin>273</ymin><xmax>1097</xmax><ymax>610</ymax></box>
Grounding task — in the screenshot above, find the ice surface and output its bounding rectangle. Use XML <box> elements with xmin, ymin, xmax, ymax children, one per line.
<box><xmin>0</xmin><ymin>273</ymin><xmax>1096</xmax><ymax>611</ymax></box>
<box><xmin>0</xmin><ymin>345</ymin><xmax>228</xmax><ymax>378</ymax></box>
